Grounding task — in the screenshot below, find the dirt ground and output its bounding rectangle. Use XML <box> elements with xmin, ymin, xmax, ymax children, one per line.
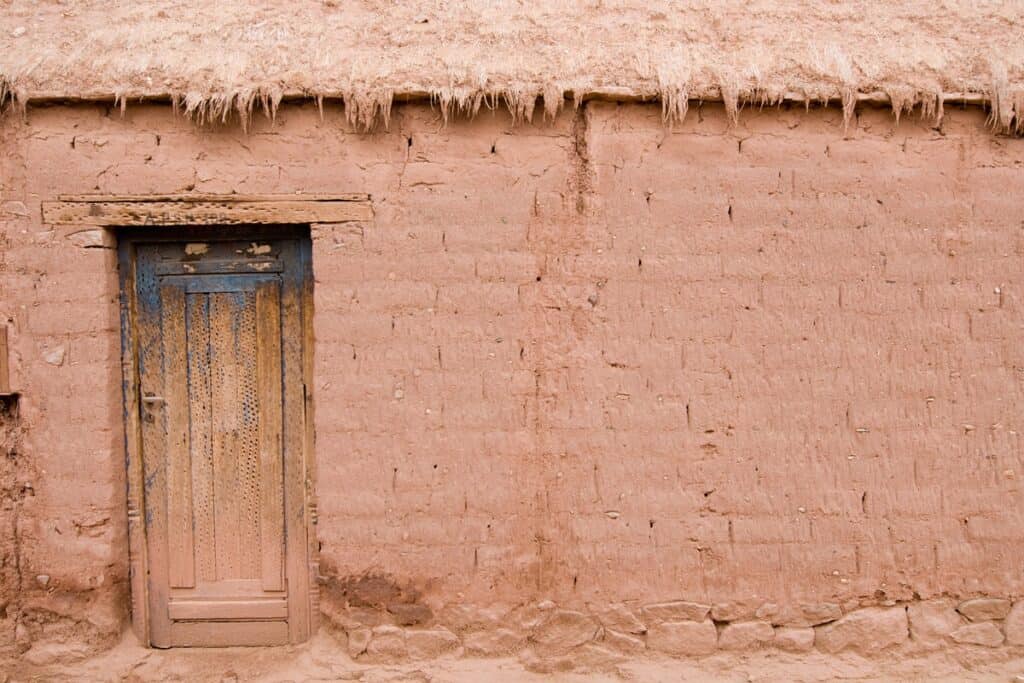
<box><xmin>7</xmin><ymin>633</ymin><xmax>1024</xmax><ymax>683</ymax></box>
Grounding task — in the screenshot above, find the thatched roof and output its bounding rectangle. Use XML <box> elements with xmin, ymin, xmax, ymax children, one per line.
<box><xmin>2</xmin><ymin>1</ymin><xmax>1023</xmax><ymax>132</ymax></box>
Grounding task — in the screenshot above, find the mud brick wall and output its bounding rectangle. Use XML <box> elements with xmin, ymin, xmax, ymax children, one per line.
<box><xmin>0</xmin><ymin>100</ymin><xmax>1022</xmax><ymax>661</ymax></box>
<box><xmin>0</xmin><ymin>397</ymin><xmax>25</xmax><ymax>659</ymax></box>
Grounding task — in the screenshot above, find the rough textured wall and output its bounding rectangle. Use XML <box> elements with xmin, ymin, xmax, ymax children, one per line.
<box><xmin>0</xmin><ymin>113</ymin><xmax>126</xmax><ymax>665</ymax></box>
<box><xmin>0</xmin><ymin>398</ymin><xmax>25</xmax><ymax>659</ymax></box>
<box><xmin>576</xmin><ymin>102</ymin><xmax>1024</xmax><ymax>603</ymax></box>
<box><xmin>0</xmin><ymin>101</ymin><xmax>1022</xmax><ymax>664</ymax></box>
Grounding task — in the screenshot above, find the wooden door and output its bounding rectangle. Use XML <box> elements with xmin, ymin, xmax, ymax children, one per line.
<box><xmin>124</xmin><ymin>231</ymin><xmax>313</xmax><ymax>647</ymax></box>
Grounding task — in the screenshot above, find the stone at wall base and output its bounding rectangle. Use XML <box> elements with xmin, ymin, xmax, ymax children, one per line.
<box><xmin>463</xmin><ymin>628</ymin><xmax>525</xmax><ymax>656</ymax></box>
<box><xmin>1005</xmin><ymin>602</ymin><xmax>1024</xmax><ymax>645</ymax></box>
<box><xmin>406</xmin><ymin>628</ymin><xmax>460</xmax><ymax>659</ymax></box>
<box><xmin>646</xmin><ymin>620</ymin><xmax>718</xmax><ymax>656</ymax></box>
<box><xmin>774</xmin><ymin>627</ymin><xmax>815</xmax><ymax>652</ymax></box>
<box><xmin>908</xmin><ymin>600</ymin><xmax>962</xmax><ymax>649</ymax></box>
<box><xmin>950</xmin><ymin>622</ymin><xmax>1005</xmax><ymax>647</ymax></box>
<box><xmin>957</xmin><ymin>598</ymin><xmax>1012</xmax><ymax>622</ymax></box>
<box><xmin>814</xmin><ymin>607</ymin><xmax>908</xmax><ymax>653</ymax></box>
<box><xmin>641</xmin><ymin>601</ymin><xmax>711</xmax><ymax>623</ymax></box>
<box><xmin>718</xmin><ymin>620</ymin><xmax>774</xmax><ymax>650</ymax></box>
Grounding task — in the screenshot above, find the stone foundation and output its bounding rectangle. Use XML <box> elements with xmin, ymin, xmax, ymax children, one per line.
<box><xmin>322</xmin><ymin>595</ymin><xmax>1024</xmax><ymax>670</ymax></box>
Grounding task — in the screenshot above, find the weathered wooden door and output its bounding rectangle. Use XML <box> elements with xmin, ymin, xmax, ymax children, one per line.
<box><xmin>123</xmin><ymin>230</ymin><xmax>313</xmax><ymax>647</ymax></box>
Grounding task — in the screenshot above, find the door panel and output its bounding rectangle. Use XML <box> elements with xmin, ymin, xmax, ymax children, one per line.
<box><xmin>130</xmin><ymin>234</ymin><xmax>310</xmax><ymax>647</ymax></box>
<box><xmin>256</xmin><ymin>282</ymin><xmax>285</xmax><ymax>591</ymax></box>
<box><xmin>161</xmin><ymin>284</ymin><xmax>194</xmax><ymax>589</ymax></box>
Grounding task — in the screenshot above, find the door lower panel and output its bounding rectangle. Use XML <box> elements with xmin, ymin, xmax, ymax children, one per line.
<box><xmin>168</xmin><ymin>621</ymin><xmax>289</xmax><ymax>647</ymax></box>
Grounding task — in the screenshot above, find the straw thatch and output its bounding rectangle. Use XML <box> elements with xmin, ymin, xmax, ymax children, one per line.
<box><xmin>1</xmin><ymin>1</ymin><xmax>1023</xmax><ymax>132</ymax></box>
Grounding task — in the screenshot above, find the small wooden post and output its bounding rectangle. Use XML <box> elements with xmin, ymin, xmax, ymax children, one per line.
<box><xmin>0</xmin><ymin>325</ymin><xmax>9</xmax><ymax>394</ymax></box>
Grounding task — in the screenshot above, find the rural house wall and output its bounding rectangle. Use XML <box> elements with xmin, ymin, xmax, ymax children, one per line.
<box><xmin>0</xmin><ymin>101</ymin><xmax>1022</xmax><ymax>662</ymax></box>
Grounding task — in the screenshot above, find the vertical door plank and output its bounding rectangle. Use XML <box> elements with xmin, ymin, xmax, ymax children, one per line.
<box><xmin>136</xmin><ymin>247</ymin><xmax>172</xmax><ymax>646</ymax></box>
<box><xmin>186</xmin><ymin>293</ymin><xmax>217</xmax><ymax>582</ymax></box>
<box><xmin>118</xmin><ymin>243</ymin><xmax>149</xmax><ymax>643</ymax></box>
<box><xmin>209</xmin><ymin>292</ymin><xmax>242</xmax><ymax>580</ymax></box>
<box><xmin>280</xmin><ymin>240</ymin><xmax>311</xmax><ymax>642</ymax></box>
<box><xmin>160</xmin><ymin>285</ymin><xmax>195</xmax><ymax>589</ymax></box>
<box><xmin>300</xmin><ymin>238</ymin><xmax>320</xmax><ymax>633</ymax></box>
<box><xmin>256</xmin><ymin>282</ymin><xmax>285</xmax><ymax>591</ymax></box>
<box><xmin>234</xmin><ymin>292</ymin><xmax>262</xmax><ymax>579</ymax></box>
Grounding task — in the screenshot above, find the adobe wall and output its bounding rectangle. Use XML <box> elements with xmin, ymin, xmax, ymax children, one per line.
<box><xmin>1</xmin><ymin>100</ymin><xmax>1023</xmax><ymax>666</ymax></box>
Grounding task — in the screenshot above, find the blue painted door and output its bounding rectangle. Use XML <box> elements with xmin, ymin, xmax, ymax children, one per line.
<box><xmin>130</xmin><ymin>234</ymin><xmax>311</xmax><ymax>646</ymax></box>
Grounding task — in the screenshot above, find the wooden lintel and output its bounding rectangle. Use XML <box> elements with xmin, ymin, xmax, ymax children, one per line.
<box><xmin>56</xmin><ymin>193</ymin><xmax>370</xmax><ymax>203</ymax></box>
<box><xmin>42</xmin><ymin>199</ymin><xmax>373</xmax><ymax>226</ymax></box>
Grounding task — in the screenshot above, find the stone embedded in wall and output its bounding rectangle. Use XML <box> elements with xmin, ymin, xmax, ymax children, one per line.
<box><xmin>754</xmin><ymin>602</ymin><xmax>803</xmax><ymax>626</ymax></box>
<box><xmin>387</xmin><ymin>602</ymin><xmax>432</xmax><ymax>626</ymax></box>
<box><xmin>957</xmin><ymin>598</ymin><xmax>1011</xmax><ymax>622</ymax></box>
<box><xmin>907</xmin><ymin>600</ymin><xmax>963</xmax><ymax>649</ymax></box>
<box><xmin>42</xmin><ymin>346</ymin><xmax>65</xmax><ymax>367</ymax></box>
<box><xmin>646</xmin><ymin>620</ymin><xmax>718</xmax><ymax>656</ymax></box>
<box><xmin>774</xmin><ymin>627</ymin><xmax>815</xmax><ymax>652</ymax></box>
<box><xmin>600</xmin><ymin>629</ymin><xmax>645</xmax><ymax>653</ymax></box>
<box><xmin>510</xmin><ymin>602</ymin><xmax>554</xmax><ymax>632</ymax></box>
<box><xmin>463</xmin><ymin>628</ymin><xmax>526</xmax><ymax>656</ymax></box>
<box><xmin>20</xmin><ymin>641</ymin><xmax>93</xmax><ymax>666</ymax></box>
<box><xmin>754</xmin><ymin>603</ymin><xmax>783</xmax><ymax>623</ymax></box>
<box><xmin>366</xmin><ymin>625</ymin><xmax>407</xmax><ymax>659</ymax></box>
<box><xmin>640</xmin><ymin>600</ymin><xmax>711</xmax><ymax>624</ymax></box>
<box><xmin>594</xmin><ymin>603</ymin><xmax>646</xmax><ymax>634</ymax></box>
<box><xmin>814</xmin><ymin>607</ymin><xmax>909</xmax><ymax>653</ymax></box>
<box><xmin>710</xmin><ymin>601</ymin><xmax>758</xmax><ymax>622</ymax></box>
<box><xmin>440</xmin><ymin>604</ymin><xmax>508</xmax><ymax>632</ymax></box>
<box><xmin>406</xmin><ymin>628</ymin><xmax>460</xmax><ymax>659</ymax></box>
<box><xmin>755</xmin><ymin>602</ymin><xmax>840</xmax><ymax>628</ymax></box>
<box><xmin>1005</xmin><ymin>602</ymin><xmax>1024</xmax><ymax>646</ymax></box>
<box><xmin>347</xmin><ymin>627</ymin><xmax>372</xmax><ymax>657</ymax></box>
<box><xmin>800</xmin><ymin>603</ymin><xmax>842</xmax><ymax>626</ymax></box>
<box><xmin>718</xmin><ymin>620</ymin><xmax>775</xmax><ymax>650</ymax></box>
<box><xmin>950</xmin><ymin>621</ymin><xmax>1005</xmax><ymax>647</ymax></box>
<box><xmin>66</xmin><ymin>228</ymin><xmax>114</xmax><ymax>249</ymax></box>
<box><xmin>529</xmin><ymin>610</ymin><xmax>600</xmax><ymax>654</ymax></box>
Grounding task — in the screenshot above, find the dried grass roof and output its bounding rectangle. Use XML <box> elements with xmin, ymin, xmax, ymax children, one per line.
<box><xmin>2</xmin><ymin>1</ymin><xmax>1023</xmax><ymax>132</ymax></box>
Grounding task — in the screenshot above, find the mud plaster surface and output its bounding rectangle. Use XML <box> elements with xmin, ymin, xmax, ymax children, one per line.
<box><xmin>1</xmin><ymin>100</ymin><xmax>1024</xmax><ymax>664</ymax></box>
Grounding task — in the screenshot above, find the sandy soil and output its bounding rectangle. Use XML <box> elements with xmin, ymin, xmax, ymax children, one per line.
<box><xmin>7</xmin><ymin>633</ymin><xmax>1024</xmax><ymax>683</ymax></box>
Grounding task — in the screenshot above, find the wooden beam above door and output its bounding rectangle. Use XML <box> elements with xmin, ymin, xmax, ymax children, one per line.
<box><xmin>42</xmin><ymin>194</ymin><xmax>373</xmax><ymax>226</ymax></box>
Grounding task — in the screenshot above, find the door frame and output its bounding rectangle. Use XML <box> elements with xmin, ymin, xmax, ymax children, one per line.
<box><xmin>120</xmin><ymin>225</ymin><xmax>315</xmax><ymax>646</ymax></box>
<box><xmin>44</xmin><ymin>194</ymin><xmax>370</xmax><ymax>646</ymax></box>
<box><xmin>121</xmin><ymin>225</ymin><xmax>315</xmax><ymax>646</ymax></box>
